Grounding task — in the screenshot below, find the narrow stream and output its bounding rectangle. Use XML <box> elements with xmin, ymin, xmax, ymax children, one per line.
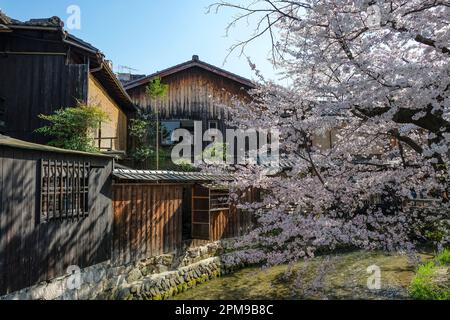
<box><xmin>173</xmin><ymin>251</ymin><xmax>432</xmax><ymax>300</ymax></box>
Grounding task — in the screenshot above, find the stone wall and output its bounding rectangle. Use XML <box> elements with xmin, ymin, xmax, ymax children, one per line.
<box><xmin>1</xmin><ymin>240</ymin><xmax>241</xmax><ymax>300</ymax></box>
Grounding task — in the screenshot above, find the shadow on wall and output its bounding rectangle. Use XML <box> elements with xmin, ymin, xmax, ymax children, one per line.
<box><xmin>0</xmin><ymin>150</ymin><xmax>112</xmax><ymax>296</ymax></box>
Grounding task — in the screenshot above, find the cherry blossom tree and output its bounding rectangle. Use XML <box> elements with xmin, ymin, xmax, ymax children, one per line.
<box><xmin>208</xmin><ymin>0</ymin><xmax>450</xmax><ymax>266</ymax></box>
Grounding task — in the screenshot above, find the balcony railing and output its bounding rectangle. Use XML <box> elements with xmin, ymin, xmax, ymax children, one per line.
<box><xmin>93</xmin><ymin>136</ymin><xmax>118</xmax><ymax>152</ymax></box>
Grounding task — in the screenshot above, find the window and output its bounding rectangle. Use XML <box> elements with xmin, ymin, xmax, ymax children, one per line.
<box><xmin>161</xmin><ymin>121</ymin><xmax>181</xmax><ymax>145</ymax></box>
<box><xmin>208</xmin><ymin>121</ymin><xmax>218</xmax><ymax>130</ymax></box>
<box><xmin>161</xmin><ymin>120</ymin><xmax>197</xmax><ymax>145</ymax></box>
<box><xmin>40</xmin><ymin>159</ymin><xmax>90</xmax><ymax>222</ymax></box>
<box><xmin>180</xmin><ymin>120</ymin><xmax>195</xmax><ymax>134</ymax></box>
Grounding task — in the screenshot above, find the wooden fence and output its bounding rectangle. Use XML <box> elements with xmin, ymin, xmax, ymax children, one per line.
<box><xmin>0</xmin><ymin>147</ymin><xmax>113</xmax><ymax>295</ymax></box>
<box><xmin>112</xmin><ymin>183</ymin><xmax>257</xmax><ymax>265</ymax></box>
<box><xmin>112</xmin><ymin>184</ymin><xmax>184</xmax><ymax>265</ymax></box>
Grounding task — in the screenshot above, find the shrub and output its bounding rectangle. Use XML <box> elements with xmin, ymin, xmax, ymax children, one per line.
<box><xmin>36</xmin><ymin>104</ymin><xmax>109</xmax><ymax>153</ymax></box>
<box><xmin>409</xmin><ymin>256</ymin><xmax>450</xmax><ymax>300</ymax></box>
<box><xmin>436</xmin><ymin>249</ymin><xmax>450</xmax><ymax>266</ymax></box>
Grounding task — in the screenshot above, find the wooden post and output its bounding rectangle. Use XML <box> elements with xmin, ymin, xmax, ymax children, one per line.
<box><xmin>156</xmin><ymin>100</ymin><xmax>159</xmax><ymax>170</ymax></box>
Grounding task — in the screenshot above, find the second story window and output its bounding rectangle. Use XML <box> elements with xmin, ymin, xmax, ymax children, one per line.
<box><xmin>161</xmin><ymin>121</ymin><xmax>181</xmax><ymax>145</ymax></box>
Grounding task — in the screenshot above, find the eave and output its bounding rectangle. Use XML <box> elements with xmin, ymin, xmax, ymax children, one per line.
<box><xmin>124</xmin><ymin>59</ymin><xmax>256</xmax><ymax>91</ymax></box>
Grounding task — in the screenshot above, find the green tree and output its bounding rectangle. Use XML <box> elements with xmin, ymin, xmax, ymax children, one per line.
<box><xmin>146</xmin><ymin>77</ymin><xmax>169</xmax><ymax>99</ymax></box>
<box><xmin>36</xmin><ymin>104</ymin><xmax>110</xmax><ymax>153</ymax></box>
<box><xmin>130</xmin><ymin>77</ymin><xmax>169</xmax><ymax>167</ymax></box>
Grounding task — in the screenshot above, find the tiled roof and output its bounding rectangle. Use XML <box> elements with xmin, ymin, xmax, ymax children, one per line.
<box><xmin>0</xmin><ymin>11</ymin><xmax>136</xmax><ymax>112</ymax></box>
<box><xmin>113</xmin><ymin>169</ymin><xmax>230</xmax><ymax>183</ymax></box>
<box><xmin>0</xmin><ymin>24</ymin><xmax>10</xmax><ymax>32</ymax></box>
<box><xmin>124</xmin><ymin>55</ymin><xmax>256</xmax><ymax>90</ymax></box>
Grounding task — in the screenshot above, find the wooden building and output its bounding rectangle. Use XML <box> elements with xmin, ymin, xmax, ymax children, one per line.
<box><xmin>124</xmin><ymin>55</ymin><xmax>255</xmax><ymax>146</ymax></box>
<box><xmin>0</xmin><ymin>135</ymin><xmax>113</xmax><ymax>295</ymax></box>
<box><xmin>0</xmin><ymin>13</ymin><xmax>136</xmax><ymax>155</ymax></box>
<box><xmin>0</xmin><ymin>136</ymin><xmax>255</xmax><ymax>295</ymax></box>
<box><xmin>111</xmin><ymin>169</ymin><xmax>255</xmax><ymax>265</ymax></box>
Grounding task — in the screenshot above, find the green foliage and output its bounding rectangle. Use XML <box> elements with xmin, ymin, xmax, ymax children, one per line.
<box><xmin>35</xmin><ymin>104</ymin><xmax>110</xmax><ymax>153</ymax></box>
<box><xmin>129</xmin><ymin>77</ymin><xmax>169</xmax><ymax>165</ymax></box>
<box><xmin>172</xmin><ymin>158</ymin><xmax>197</xmax><ymax>172</ymax></box>
<box><xmin>133</xmin><ymin>146</ymin><xmax>155</xmax><ymax>163</ymax></box>
<box><xmin>129</xmin><ymin>114</ymin><xmax>154</xmax><ymax>163</ymax></box>
<box><xmin>436</xmin><ymin>249</ymin><xmax>450</xmax><ymax>266</ymax></box>
<box><xmin>409</xmin><ymin>253</ymin><xmax>450</xmax><ymax>300</ymax></box>
<box><xmin>129</xmin><ymin>118</ymin><xmax>149</xmax><ymax>141</ymax></box>
<box><xmin>129</xmin><ymin>110</ymin><xmax>169</xmax><ymax>163</ymax></box>
<box><xmin>202</xmin><ymin>142</ymin><xmax>228</xmax><ymax>164</ymax></box>
<box><xmin>146</xmin><ymin>77</ymin><xmax>169</xmax><ymax>100</ymax></box>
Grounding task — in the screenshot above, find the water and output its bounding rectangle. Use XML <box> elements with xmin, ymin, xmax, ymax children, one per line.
<box><xmin>173</xmin><ymin>251</ymin><xmax>432</xmax><ymax>300</ymax></box>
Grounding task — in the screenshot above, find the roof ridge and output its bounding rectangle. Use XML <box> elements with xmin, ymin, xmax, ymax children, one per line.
<box><xmin>124</xmin><ymin>56</ymin><xmax>255</xmax><ymax>90</ymax></box>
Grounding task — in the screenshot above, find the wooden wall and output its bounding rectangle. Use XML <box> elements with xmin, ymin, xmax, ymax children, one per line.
<box><xmin>209</xmin><ymin>189</ymin><xmax>256</xmax><ymax>241</ymax></box>
<box><xmin>210</xmin><ymin>208</ymin><xmax>253</xmax><ymax>241</ymax></box>
<box><xmin>112</xmin><ymin>183</ymin><xmax>256</xmax><ymax>265</ymax></box>
<box><xmin>127</xmin><ymin>67</ymin><xmax>252</xmax><ymax>130</ymax></box>
<box><xmin>0</xmin><ymin>54</ymin><xmax>88</xmax><ymax>145</ymax></box>
<box><xmin>112</xmin><ymin>184</ymin><xmax>184</xmax><ymax>265</ymax></box>
<box><xmin>88</xmin><ymin>75</ymin><xmax>128</xmax><ymax>152</ymax></box>
<box><xmin>0</xmin><ymin>28</ymin><xmax>130</xmax><ymax>151</ymax></box>
<box><xmin>0</xmin><ymin>146</ymin><xmax>113</xmax><ymax>295</ymax></box>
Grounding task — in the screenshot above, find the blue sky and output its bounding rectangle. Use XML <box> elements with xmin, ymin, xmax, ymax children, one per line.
<box><xmin>0</xmin><ymin>0</ymin><xmax>281</xmax><ymax>81</ymax></box>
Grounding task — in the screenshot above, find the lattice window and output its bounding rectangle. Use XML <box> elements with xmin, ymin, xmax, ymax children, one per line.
<box><xmin>40</xmin><ymin>160</ymin><xmax>90</xmax><ymax>222</ymax></box>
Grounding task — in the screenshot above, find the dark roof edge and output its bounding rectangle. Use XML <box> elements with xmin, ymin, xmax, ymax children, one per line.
<box><xmin>1</xmin><ymin>12</ymin><xmax>136</xmax><ymax>113</ymax></box>
<box><xmin>112</xmin><ymin>168</ymin><xmax>232</xmax><ymax>183</ymax></box>
<box><xmin>64</xmin><ymin>34</ymin><xmax>136</xmax><ymax>112</ymax></box>
<box><xmin>124</xmin><ymin>58</ymin><xmax>256</xmax><ymax>90</ymax></box>
<box><xmin>0</xmin><ymin>135</ymin><xmax>114</xmax><ymax>158</ymax></box>
<box><xmin>94</xmin><ymin>61</ymin><xmax>137</xmax><ymax>112</ymax></box>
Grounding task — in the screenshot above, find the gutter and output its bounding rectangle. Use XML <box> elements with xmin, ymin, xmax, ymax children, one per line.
<box><xmin>63</xmin><ymin>38</ymin><xmax>99</xmax><ymax>55</ymax></box>
<box><xmin>0</xmin><ymin>51</ymin><xmax>66</xmax><ymax>56</ymax></box>
<box><xmin>8</xmin><ymin>25</ymin><xmax>60</xmax><ymax>31</ymax></box>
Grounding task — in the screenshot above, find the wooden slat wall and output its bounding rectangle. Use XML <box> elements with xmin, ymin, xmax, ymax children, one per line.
<box><xmin>127</xmin><ymin>67</ymin><xmax>252</xmax><ymax>122</ymax></box>
<box><xmin>0</xmin><ymin>54</ymin><xmax>88</xmax><ymax>145</ymax></box>
<box><xmin>210</xmin><ymin>206</ymin><xmax>254</xmax><ymax>242</ymax></box>
<box><xmin>0</xmin><ymin>147</ymin><xmax>113</xmax><ymax>296</ymax></box>
<box><xmin>112</xmin><ymin>184</ymin><xmax>183</xmax><ymax>265</ymax></box>
<box><xmin>208</xmin><ymin>187</ymin><xmax>256</xmax><ymax>242</ymax></box>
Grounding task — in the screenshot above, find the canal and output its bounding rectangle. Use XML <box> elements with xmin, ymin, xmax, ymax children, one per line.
<box><xmin>173</xmin><ymin>251</ymin><xmax>432</xmax><ymax>300</ymax></box>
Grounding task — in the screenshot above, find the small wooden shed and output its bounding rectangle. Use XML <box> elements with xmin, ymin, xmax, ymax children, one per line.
<box><xmin>111</xmin><ymin>169</ymin><xmax>255</xmax><ymax>265</ymax></box>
